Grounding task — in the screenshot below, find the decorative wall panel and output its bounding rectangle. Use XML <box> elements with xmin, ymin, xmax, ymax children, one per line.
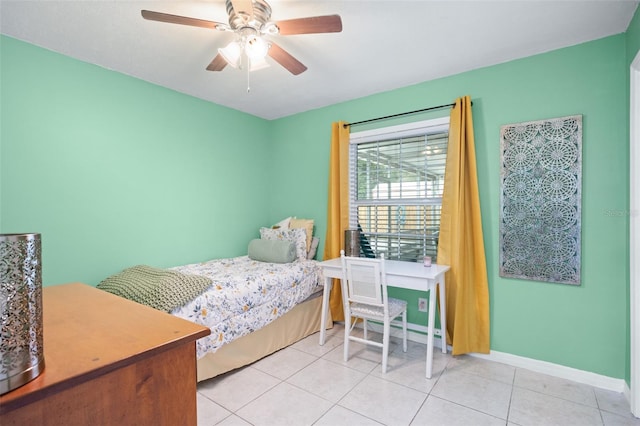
<box><xmin>499</xmin><ymin>115</ymin><xmax>582</xmax><ymax>285</ymax></box>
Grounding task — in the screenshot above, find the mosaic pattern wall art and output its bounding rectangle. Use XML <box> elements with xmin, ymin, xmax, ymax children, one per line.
<box><xmin>499</xmin><ymin>115</ymin><xmax>582</xmax><ymax>285</ymax></box>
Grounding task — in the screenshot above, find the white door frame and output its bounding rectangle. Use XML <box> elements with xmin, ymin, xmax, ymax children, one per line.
<box><xmin>630</xmin><ymin>50</ymin><xmax>640</xmax><ymax>417</ymax></box>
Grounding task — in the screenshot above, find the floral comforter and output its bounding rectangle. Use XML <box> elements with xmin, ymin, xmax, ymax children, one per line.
<box><xmin>170</xmin><ymin>256</ymin><xmax>323</xmax><ymax>359</ymax></box>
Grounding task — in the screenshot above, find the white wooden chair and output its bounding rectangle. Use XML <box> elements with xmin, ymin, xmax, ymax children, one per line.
<box><xmin>340</xmin><ymin>250</ymin><xmax>408</xmax><ymax>373</ymax></box>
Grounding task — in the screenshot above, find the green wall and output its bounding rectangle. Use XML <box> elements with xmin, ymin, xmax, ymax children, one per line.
<box><xmin>271</xmin><ymin>35</ymin><xmax>629</xmax><ymax>379</ymax></box>
<box><xmin>1</xmin><ymin>36</ymin><xmax>272</xmax><ymax>286</ymax></box>
<box><xmin>1</xmin><ymin>19</ymin><xmax>635</xmax><ymax>382</ymax></box>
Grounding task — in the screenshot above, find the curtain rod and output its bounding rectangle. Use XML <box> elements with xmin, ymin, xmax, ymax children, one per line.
<box><xmin>343</xmin><ymin>101</ymin><xmax>470</xmax><ymax>129</ymax></box>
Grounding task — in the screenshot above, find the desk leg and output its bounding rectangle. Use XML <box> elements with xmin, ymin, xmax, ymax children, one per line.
<box><xmin>319</xmin><ymin>277</ymin><xmax>332</xmax><ymax>345</ymax></box>
<box><xmin>439</xmin><ymin>276</ymin><xmax>447</xmax><ymax>354</ymax></box>
<box><xmin>426</xmin><ymin>282</ymin><xmax>437</xmax><ymax>379</ymax></box>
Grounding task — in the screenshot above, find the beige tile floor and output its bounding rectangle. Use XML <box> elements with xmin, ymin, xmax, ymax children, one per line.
<box><xmin>197</xmin><ymin>325</ymin><xmax>640</xmax><ymax>426</ymax></box>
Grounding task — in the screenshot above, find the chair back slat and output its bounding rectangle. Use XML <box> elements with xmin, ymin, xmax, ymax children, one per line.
<box><xmin>340</xmin><ymin>251</ymin><xmax>387</xmax><ymax>308</ymax></box>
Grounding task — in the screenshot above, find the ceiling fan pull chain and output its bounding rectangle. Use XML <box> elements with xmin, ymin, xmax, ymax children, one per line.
<box><xmin>247</xmin><ymin>60</ymin><xmax>251</xmax><ymax>93</ymax></box>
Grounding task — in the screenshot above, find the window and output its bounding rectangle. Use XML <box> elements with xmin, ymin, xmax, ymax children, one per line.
<box><xmin>349</xmin><ymin>117</ymin><xmax>449</xmax><ymax>262</ymax></box>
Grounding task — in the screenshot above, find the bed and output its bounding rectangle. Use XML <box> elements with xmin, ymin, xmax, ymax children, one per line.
<box><xmin>97</xmin><ymin>219</ymin><xmax>332</xmax><ymax>382</ymax></box>
<box><xmin>169</xmin><ymin>255</ymin><xmax>329</xmax><ymax>381</ymax></box>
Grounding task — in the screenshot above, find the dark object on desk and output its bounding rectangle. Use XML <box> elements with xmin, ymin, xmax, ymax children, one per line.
<box><xmin>358</xmin><ymin>223</ymin><xmax>376</xmax><ymax>258</ymax></box>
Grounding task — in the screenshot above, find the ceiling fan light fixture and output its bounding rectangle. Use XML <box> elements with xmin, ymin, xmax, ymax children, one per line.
<box><xmin>219</xmin><ymin>41</ymin><xmax>242</xmax><ymax>68</ymax></box>
<box><xmin>249</xmin><ymin>56</ymin><xmax>270</xmax><ymax>71</ymax></box>
<box><xmin>245</xmin><ymin>35</ymin><xmax>269</xmax><ymax>61</ymax></box>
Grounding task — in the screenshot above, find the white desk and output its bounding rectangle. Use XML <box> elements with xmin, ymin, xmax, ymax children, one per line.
<box><xmin>319</xmin><ymin>258</ymin><xmax>450</xmax><ymax>379</ymax></box>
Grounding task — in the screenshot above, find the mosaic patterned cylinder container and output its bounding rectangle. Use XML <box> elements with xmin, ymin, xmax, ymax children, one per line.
<box><xmin>0</xmin><ymin>233</ymin><xmax>44</xmax><ymax>395</ymax></box>
<box><xmin>344</xmin><ymin>229</ymin><xmax>360</xmax><ymax>257</ymax></box>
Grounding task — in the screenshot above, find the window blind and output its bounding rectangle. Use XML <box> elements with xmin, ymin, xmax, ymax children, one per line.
<box><xmin>349</xmin><ymin>118</ymin><xmax>449</xmax><ymax>261</ymax></box>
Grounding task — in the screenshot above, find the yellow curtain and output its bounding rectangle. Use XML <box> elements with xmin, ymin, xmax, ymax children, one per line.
<box><xmin>437</xmin><ymin>96</ymin><xmax>490</xmax><ymax>355</ymax></box>
<box><xmin>323</xmin><ymin>121</ymin><xmax>351</xmax><ymax>321</ymax></box>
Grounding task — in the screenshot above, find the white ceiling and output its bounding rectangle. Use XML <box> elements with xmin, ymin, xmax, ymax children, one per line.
<box><xmin>1</xmin><ymin>1</ymin><xmax>637</xmax><ymax>120</ymax></box>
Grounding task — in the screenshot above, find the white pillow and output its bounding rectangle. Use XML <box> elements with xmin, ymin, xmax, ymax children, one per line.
<box><xmin>272</xmin><ymin>217</ymin><xmax>292</xmax><ymax>229</ymax></box>
<box><xmin>260</xmin><ymin>227</ymin><xmax>307</xmax><ymax>261</ymax></box>
<box><xmin>307</xmin><ymin>237</ymin><xmax>320</xmax><ymax>260</ymax></box>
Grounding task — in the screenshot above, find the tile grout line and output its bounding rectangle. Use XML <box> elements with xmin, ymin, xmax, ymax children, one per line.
<box><xmin>593</xmin><ymin>386</ymin><xmax>607</xmax><ymax>426</ymax></box>
<box><xmin>505</xmin><ymin>367</ymin><xmax>517</xmax><ymax>425</ymax></box>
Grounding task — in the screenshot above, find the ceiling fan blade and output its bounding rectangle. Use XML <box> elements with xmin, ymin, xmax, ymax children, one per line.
<box><xmin>275</xmin><ymin>15</ymin><xmax>342</xmax><ymax>35</ymax></box>
<box><xmin>231</xmin><ymin>0</ymin><xmax>254</xmax><ymax>20</ymax></box>
<box><xmin>206</xmin><ymin>54</ymin><xmax>227</xmax><ymax>72</ymax></box>
<box><xmin>267</xmin><ymin>42</ymin><xmax>307</xmax><ymax>75</ymax></box>
<box><xmin>141</xmin><ymin>10</ymin><xmax>224</xmax><ymax>30</ymax></box>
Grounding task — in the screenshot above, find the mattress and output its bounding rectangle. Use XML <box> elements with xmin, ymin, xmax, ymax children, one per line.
<box><xmin>170</xmin><ymin>255</ymin><xmax>323</xmax><ymax>359</ymax></box>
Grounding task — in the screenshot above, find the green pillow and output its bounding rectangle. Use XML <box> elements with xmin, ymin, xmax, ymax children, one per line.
<box><xmin>248</xmin><ymin>239</ymin><xmax>296</xmax><ymax>263</ymax></box>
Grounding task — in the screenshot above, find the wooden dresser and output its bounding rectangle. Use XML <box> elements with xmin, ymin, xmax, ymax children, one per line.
<box><xmin>0</xmin><ymin>283</ymin><xmax>210</xmax><ymax>425</ymax></box>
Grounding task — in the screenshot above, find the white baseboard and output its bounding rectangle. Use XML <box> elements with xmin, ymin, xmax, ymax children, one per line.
<box><xmin>471</xmin><ymin>350</ymin><xmax>626</xmax><ymax>393</ymax></box>
<box><xmin>352</xmin><ymin>320</ymin><xmax>627</xmax><ymax>393</ymax></box>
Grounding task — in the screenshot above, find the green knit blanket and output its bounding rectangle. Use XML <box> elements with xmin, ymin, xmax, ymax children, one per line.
<box><xmin>97</xmin><ymin>265</ymin><xmax>212</xmax><ymax>312</ymax></box>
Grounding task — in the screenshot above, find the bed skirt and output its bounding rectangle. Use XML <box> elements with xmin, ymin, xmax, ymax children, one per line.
<box><xmin>196</xmin><ymin>293</ymin><xmax>332</xmax><ymax>382</ymax></box>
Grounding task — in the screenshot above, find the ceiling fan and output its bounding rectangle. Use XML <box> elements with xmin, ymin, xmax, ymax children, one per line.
<box><xmin>141</xmin><ymin>0</ymin><xmax>342</xmax><ymax>76</ymax></box>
